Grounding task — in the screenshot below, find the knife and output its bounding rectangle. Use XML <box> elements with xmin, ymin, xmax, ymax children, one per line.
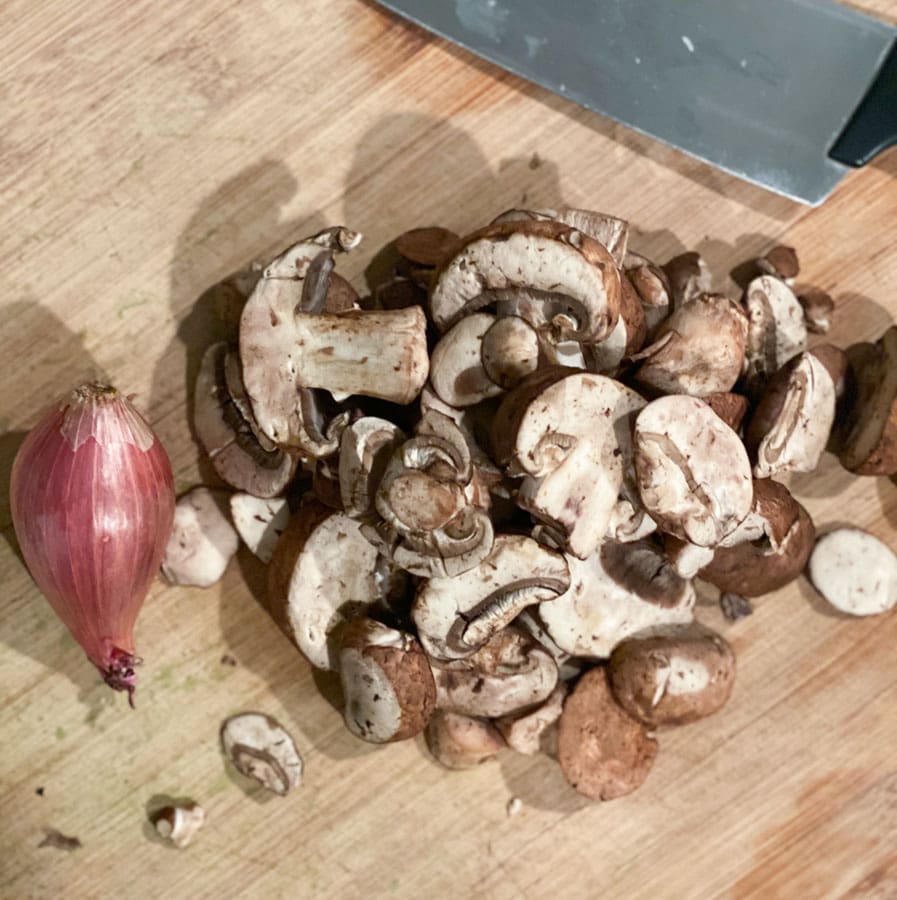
<box><xmin>374</xmin><ymin>0</ymin><xmax>897</xmax><ymax>205</ymax></box>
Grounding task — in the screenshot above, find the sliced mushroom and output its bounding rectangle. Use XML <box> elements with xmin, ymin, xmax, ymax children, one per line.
<box><xmin>195</xmin><ymin>343</ymin><xmax>297</xmax><ymax>497</ymax></box>
<box><xmin>587</xmin><ymin>275</ymin><xmax>647</xmax><ymax>374</ymax></box>
<box><xmin>624</xmin><ymin>251</ymin><xmax>671</xmax><ymax>335</ymax></box>
<box><xmin>633</xmin><ymin>396</ymin><xmax>753</xmax><ymax>547</ymax></box>
<box><xmin>239</xmin><ymin>228</ymin><xmax>428</xmax><ymax>455</ymax></box>
<box><xmin>220</xmin><ymin>712</ymin><xmax>303</xmax><ymax>796</ymax></box>
<box><xmin>538</xmin><ymin>541</ymin><xmax>695</xmax><ymax>659</ymax></box>
<box><xmin>743</xmin><ymin>275</ymin><xmax>808</xmax><ymax>388</ymax></box>
<box><xmin>425</xmin><ymin>711</ymin><xmax>505</xmax><ymax>770</ymax></box>
<box><xmin>745</xmin><ymin>351</ymin><xmax>836</xmax><ymax>479</ymax></box>
<box><xmin>429</xmin><ymin>626</ymin><xmax>559</xmax><ymax>718</ymax></box>
<box><xmin>797</xmin><ymin>287</ymin><xmax>834</xmax><ymax>334</ymax></box>
<box><xmin>664</xmin><ymin>251</ymin><xmax>711</xmax><ymax>308</ymax></box>
<box><xmin>229</xmin><ymin>493</ymin><xmax>289</xmax><ymax>564</ymax></box>
<box><xmin>839</xmin><ymin>326</ymin><xmax>897</xmax><ymax>475</ymax></box>
<box><xmin>495</xmin><ymin>684</ymin><xmax>566</xmax><ymax>755</ymax></box>
<box><xmin>338</xmin><ymin>417</ymin><xmax>406</xmax><ymax>518</ymax></box>
<box><xmin>339</xmin><ymin>618</ymin><xmax>436</xmax><ymax>743</ymax></box>
<box><xmin>430</xmin><ymin>220</ymin><xmax>620</xmax><ymax>346</ymax></box>
<box><xmin>161</xmin><ymin>488</ymin><xmax>239</xmax><ymax>587</ymax></box>
<box><xmin>557</xmin><ymin>667</ymin><xmax>658</xmax><ymax>801</ymax></box>
<box><xmin>429</xmin><ymin>313</ymin><xmax>505</xmax><ymax>407</ymax></box>
<box><xmin>631</xmin><ymin>294</ymin><xmax>747</xmax><ymax>397</ymax></box>
<box><xmin>480</xmin><ymin>315</ymin><xmax>540</xmax><ymax>390</ymax></box>
<box><xmin>608</xmin><ymin>624</ymin><xmax>736</xmax><ymax>727</ymax></box>
<box><xmin>412</xmin><ymin>534</ymin><xmax>570</xmax><ymax>661</ymax></box>
<box><xmin>267</xmin><ymin>502</ymin><xmax>382</xmax><ymax>670</ymax></box>
<box><xmin>808</xmin><ymin>528</ymin><xmax>897</xmax><ymax>616</ymax></box>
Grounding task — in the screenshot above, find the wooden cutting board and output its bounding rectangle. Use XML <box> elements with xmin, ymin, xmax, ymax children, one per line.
<box><xmin>2</xmin><ymin>2</ymin><xmax>897</xmax><ymax>897</ymax></box>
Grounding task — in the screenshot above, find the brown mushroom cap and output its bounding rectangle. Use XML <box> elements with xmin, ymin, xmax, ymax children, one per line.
<box><xmin>425</xmin><ymin>711</ymin><xmax>505</xmax><ymax>770</ymax></box>
<box><xmin>797</xmin><ymin>287</ymin><xmax>834</xmax><ymax>334</ymax></box>
<box><xmin>624</xmin><ymin>252</ymin><xmax>671</xmax><ymax>335</ymax></box>
<box><xmin>396</xmin><ymin>226</ymin><xmax>460</xmax><ymax>269</ymax></box>
<box><xmin>757</xmin><ymin>245</ymin><xmax>800</xmax><ymax>281</ymax></box>
<box><xmin>557</xmin><ymin>667</ymin><xmax>658</xmax><ymax>801</ymax></box>
<box><xmin>663</xmin><ymin>252</ymin><xmax>711</xmax><ymax>309</ymax></box>
<box><xmin>608</xmin><ymin>624</ymin><xmax>736</xmax><ymax>727</ymax></box>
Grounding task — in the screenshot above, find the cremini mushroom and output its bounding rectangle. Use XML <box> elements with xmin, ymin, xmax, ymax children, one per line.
<box><xmin>495</xmin><ymin>684</ymin><xmax>566</xmax><ymax>755</ymax></box>
<box><xmin>743</xmin><ymin>275</ymin><xmax>807</xmax><ymax>388</ymax></box>
<box><xmin>425</xmin><ymin>711</ymin><xmax>505</xmax><ymax>770</ymax></box>
<box><xmin>624</xmin><ymin>251</ymin><xmax>671</xmax><ymax>335</ymax></box>
<box><xmin>756</xmin><ymin>245</ymin><xmax>799</xmax><ymax>283</ymax></box>
<box><xmin>797</xmin><ymin>287</ymin><xmax>834</xmax><ymax>334</ymax></box>
<box><xmin>663</xmin><ymin>251</ymin><xmax>711</xmax><ymax>308</ymax></box>
<box><xmin>338</xmin><ymin>416</ymin><xmax>406</xmax><ymax>518</ymax></box>
<box><xmin>220</xmin><ymin>712</ymin><xmax>303</xmax><ymax>796</ymax></box>
<box><xmin>229</xmin><ymin>493</ymin><xmax>289</xmax><ymax>564</ymax></box>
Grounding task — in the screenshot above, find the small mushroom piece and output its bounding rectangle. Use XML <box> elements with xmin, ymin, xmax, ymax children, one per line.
<box><xmin>743</xmin><ymin>275</ymin><xmax>808</xmax><ymax>387</ymax></box>
<box><xmin>338</xmin><ymin>417</ymin><xmax>406</xmax><ymax>518</ymax></box>
<box><xmin>153</xmin><ymin>803</ymin><xmax>205</xmax><ymax>849</ymax></box>
<box><xmin>495</xmin><ymin>684</ymin><xmax>566</xmax><ymax>755</ymax></box>
<box><xmin>194</xmin><ymin>343</ymin><xmax>297</xmax><ymax>498</ymax></box>
<box><xmin>412</xmin><ymin>534</ymin><xmax>570</xmax><ymax>660</ymax></box>
<box><xmin>797</xmin><ymin>287</ymin><xmax>834</xmax><ymax>334</ymax></box>
<box><xmin>430</xmin><ymin>220</ymin><xmax>620</xmax><ymax>346</ymax></box>
<box><xmin>704</xmin><ymin>392</ymin><xmax>750</xmax><ymax>432</ymax></box>
<box><xmin>480</xmin><ymin>316</ymin><xmax>540</xmax><ymax>390</ymax></box>
<box><xmin>161</xmin><ymin>488</ymin><xmax>239</xmax><ymax>587</ymax></box>
<box><xmin>396</xmin><ymin>226</ymin><xmax>460</xmax><ymax>269</ymax></box>
<box><xmin>663</xmin><ymin>251</ymin><xmax>711</xmax><ymax>308</ymax></box>
<box><xmin>267</xmin><ymin>502</ymin><xmax>381</xmax><ymax>670</ymax></box>
<box><xmin>229</xmin><ymin>493</ymin><xmax>289</xmax><ymax>564</ymax></box>
<box><xmin>839</xmin><ymin>326</ymin><xmax>897</xmax><ymax>476</ymax></box>
<box><xmin>239</xmin><ymin>228</ymin><xmax>429</xmax><ymax>455</ymax></box>
<box><xmin>631</xmin><ymin>294</ymin><xmax>747</xmax><ymax>397</ymax></box>
<box><xmin>808</xmin><ymin>528</ymin><xmax>897</xmax><ymax>616</ymax></box>
<box><xmin>339</xmin><ymin>618</ymin><xmax>436</xmax><ymax>743</ymax></box>
<box><xmin>756</xmin><ymin>245</ymin><xmax>799</xmax><ymax>282</ymax></box>
<box><xmin>429</xmin><ymin>626</ymin><xmax>559</xmax><ymax>718</ymax></box>
<box><xmin>558</xmin><ymin>667</ymin><xmax>658</xmax><ymax>801</ymax></box>
<box><xmin>220</xmin><ymin>712</ymin><xmax>303</xmax><ymax>796</ymax></box>
<box><xmin>429</xmin><ymin>313</ymin><xmax>505</xmax><ymax>407</ymax></box>
<box><xmin>608</xmin><ymin>624</ymin><xmax>736</xmax><ymax>727</ymax></box>
<box><xmin>539</xmin><ymin>541</ymin><xmax>695</xmax><ymax>659</ymax></box>
<box><xmin>425</xmin><ymin>711</ymin><xmax>505</xmax><ymax>770</ymax></box>
<box><xmin>624</xmin><ymin>251</ymin><xmax>671</xmax><ymax>335</ymax></box>
<box><xmin>745</xmin><ymin>352</ymin><xmax>836</xmax><ymax>479</ymax></box>
<box><xmin>633</xmin><ymin>396</ymin><xmax>753</xmax><ymax>547</ymax></box>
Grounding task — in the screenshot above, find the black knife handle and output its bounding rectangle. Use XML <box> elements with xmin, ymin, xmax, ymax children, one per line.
<box><xmin>829</xmin><ymin>39</ymin><xmax>897</xmax><ymax>167</ymax></box>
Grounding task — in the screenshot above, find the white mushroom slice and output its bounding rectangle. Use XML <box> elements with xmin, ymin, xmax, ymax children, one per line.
<box><xmin>162</xmin><ymin>488</ymin><xmax>239</xmax><ymax>588</ymax></box>
<box><xmin>808</xmin><ymin>528</ymin><xmax>897</xmax><ymax>616</ymax></box>
<box><xmin>425</xmin><ymin>711</ymin><xmax>505</xmax><ymax>770</ymax></box>
<box><xmin>268</xmin><ymin>503</ymin><xmax>381</xmax><ymax>670</ymax></box>
<box><xmin>339</xmin><ymin>618</ymin><xmax>436</xmax><ymax>743</ymax></box>
<box><xmin>539</xmin><ymin>542</ymin><xmax>695</xmax><ymax>659</ymax></box>
<box><xmin>743</xmin><ymin>275</ymin><xmax>807</xmax><ymax>386</ymax></box>
<box><xmin>430</xmin><ymin>220</ymin><xmax>620</xmax><ymax>345</ymax></box>
<box><xmin>339</xmin><ymin>417</ymin><xmax>406</xmax><ymax>518</ymax></box>
<box><xmin>413</xmin><ymin>534</ymin><xmax>570</xmax><ymax>661</ymax></box>
<box><xmin>153</xmin><ymin>803</ymin><xmax>205</xmax><ymax>849</ymax></box>
<box><xmin>746</xmin><ymin>352</ymin><xmax>836</xmax><ymax>479</ymax></box>
<box><xmin>220</xmin><ymin>712</ymin><xmax>303</xmax><ymax>796</ymax></box>
<box><xmin>495</xmin><ymin>684</ymin><xmax>566</xmax><ymax>755</ymax></box>
<box><xmin>429</xmin><ymin>627</ymin><xmax>559</xmax><ymax>718</ymax></box>
<box><xmin>430</xmin><ymin>313</ymin><xmax>504</xmax><ymax>407</ymax></box>
<box><xmin>239</xmin><ymin>228</ymin><xmax>428</xmax><ymax>455</ymax></box>
<box><xmin>494</xmin><ymin>369</ymin><xmax>646</xmax><ymax>560</ymax></box>
<box><xmin>481</xmin><ymin>316</ymin><xmax>540</xmax><ymax>389</ymax></box>
<box><xmin>633</xmin><ymin>396</ymin><xmax>753</xmax><ymax>547</ymax></box>
<box><xmin>229</xmin><ymin>494</ymin><xmax>289</xmax><ymax>564</ymax></box>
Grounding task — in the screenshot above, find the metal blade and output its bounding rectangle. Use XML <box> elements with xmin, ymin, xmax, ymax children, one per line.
<box><xmin>377</xmin><ymin>0</ymin><xmax>896</xmax><ymax>205</ymax></box>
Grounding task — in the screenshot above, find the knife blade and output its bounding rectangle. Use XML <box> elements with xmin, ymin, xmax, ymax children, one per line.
<box><xmin>375</xmin><ymin>0</ymin><xmax>897</xmax><ymax>205</ymax></box>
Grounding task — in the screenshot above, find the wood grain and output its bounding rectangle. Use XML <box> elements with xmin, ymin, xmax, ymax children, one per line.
<box><xmin>2</xmin><ymin>1</ymin><xmax>897</xmax><ymax>897</ymax></box>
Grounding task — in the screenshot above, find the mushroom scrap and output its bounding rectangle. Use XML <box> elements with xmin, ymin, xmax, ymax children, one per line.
<box><xmin>183</xmin><ymin>212</ymin><xmax>896</xmax><ymax>805</ymax></box>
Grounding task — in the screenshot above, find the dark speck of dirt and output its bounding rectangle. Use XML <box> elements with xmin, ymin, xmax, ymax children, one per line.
<box><xmin>35</xmin><ymin>787</ymin><xmax>45</xmax><ymax>797</ymax></box>
<box><xmin>529</xmin><ymin>153</ymin><xmax>542</xmax><ymax>170</ymax></box>
<box><xmin>220</xmin><ymin>654</ymin><xmax>238</xmax><ymax>666</ymax></box>
<box><xmin>38</xmin><ymin>828</ymin><xmax>81</xmax><ymax>851</ymax></box>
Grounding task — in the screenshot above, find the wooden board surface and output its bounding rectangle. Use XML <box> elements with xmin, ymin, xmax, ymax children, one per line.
<box><xmin>2</xmin><ymin>2</ymin><xmax>897</xmax><ymax>897</ymax></box>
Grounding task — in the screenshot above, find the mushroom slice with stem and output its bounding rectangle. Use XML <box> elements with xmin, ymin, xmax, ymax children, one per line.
<box><xmin>495</xmin><ymin>683</ymin><xmax>567</xmax><ymax>756</ymax></box>
<box><xmin>339</xmin><ymin>618</ymin><xmax>436</xmax><ymax>743</ymax></box>
<box><xmin>539</xmin><ymin>541</ymin><xmax>694</xmax><ymax>659</ymax></box>
<box><xmin>220</xmin><ymin>712</ymin><xmax>303</xmax><ymax>796</ymax></box>
<box><xmin>425</xmin><ymin>711</ymin><xmax>505</xmax><ymax>770</ymax></box>
<box><xmin>428</xmin><ymin>626</ymin><xmax>559</xmax><ymax>718</ymax></box>
<box><xmin>239</xmin><ymin>227</ymin><xmax>429</xmax><ymax>455</ymax></box>
<box><xmin>633</xmin><ymin>396</ymin><xmax>753</xmax><ymax>547</ymax></box>
<box><xmin>412</xmin><ymin>534</ymin><xmax>570</xmax><ymax>661</ymax></box>
<box><xmin>229</xmin><ymin>493</ymin><xmax>289</xmax><ymax>564</ymax></box>
<box><xmin>339</xmin><ymin>417</ymin><xmax>406</xmax><ymax>518</ymax></box>
<box><xmin>195</xmin><ymin>343</ymin><xmax>297</xmax><ymax>497</ymax></box>
<box><xmin>430</xmin><ymin>220</ymin><xmax>620</xmax><ymax>347</ymax></box>
<box><xmin>429</xmin><ymin>313</ymin><xmax>505</xmax><ymax>407</ymax></box>
<box><xmin>743</xmin><ymin>275</ymin><xmax>807</xmax><ymax>389</ymax></box>
<box><xmin>808</xmin><ymin>528</ymin><xmax>897</xmax><ymax>616</ymax></box>
<box><xmin>608</xmin><ymin>623</ymin><xmax>736</xmax><ymax>727</ymax></box>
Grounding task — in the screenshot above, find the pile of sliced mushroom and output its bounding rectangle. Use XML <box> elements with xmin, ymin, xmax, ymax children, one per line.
<box><xmin>175</xmin><ymin>211</ymin><xmax>897</xmax><ymax>803</ymax></box>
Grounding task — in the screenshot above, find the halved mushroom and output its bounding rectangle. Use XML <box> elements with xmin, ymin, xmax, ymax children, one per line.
<box><xmin>239</xmin><ymin>228</ymin><xmax>429</xmax><ymax>455</ymax></box>
<box><xmin>425</xmin><ymin>711</ymin><xmax>505</xmax><ymax>770</ymax></box>
<box><xmin>339</xmin><ymin>618</ymin><xmax>436</xmax><ymax>743</ymax></box>
<box><xmin>195</xmin><ymin>343</ymin><xmax>297</xmax><ymax>497</ymax></box>
<box><xmin>808</xmin><ymin>528</ymin><xmax>897</xmax><ymax>616</ymax></box>
<box><xmin>631</xmin><ymin>294</ymin><xmax>747</xmax><ymax>397</ymax></box>
<box><xmin>493</xmin><ymin>368</ymin><xmax>646</xmax><ymax>559</ymax></box>
<box><xmin>745</xmin><ymin>351</ymin><xmax>836</xmax><ymax>479</ymax></box>
<box><xmin>608</xmin><ymin>624</ymin><xmax>736</xmax><ymax>727</ymax></box>
<box><xmin>429</xmin><ymin>313</ymin><xmax>506</xmax><ymax>407</ymax></box>
<box><xmin>664</xmin><ymin>251</ymin><xmax>711</xmax><ymax>308</ymax></box>
<box><xmin>557</xmin><ymin>667</ymin><xmax>658</xmax><ymax>801</ymax></box>
<box><xmin>624</xmin><ymin>251</ymin><xmax>671</xmax><ymax>335</ymax></box>
<box><xmin>743</xmin><ymin>275</ymin><xmax>807</xmax><ymax>388</ymax></box>
<box><xmin>267</xmin><ymin>501</ymin><xmax>382</xmax><ymax>670</ymax></box>
<box><xmin>229</xmin><ymin>493</ymin><xmax>289</xmax><ymax>564</ymax></box>
<box><xmin>162</xmin><ymin>488</ymin><xmax>239</xmax><ymax>587</ymax></box>
<box><xmin>428</xmin><ymin>626</ymin><xmax>559</xmax><ymax>718</ymax></box>
<box><xmin>338</xmin><ymin>416</ymin><xmax>406</xmax><ymax>518</ymax></box>
<box><xmin>495</xmin><ymin>684</ymin><xmax>566</xmax><ymax>755</ymax></box>
<box><xmin>430</xmin><ymin>220</ymin><xmax>620</xmax><ymax>347</ymax></box>
<box><xmin>220</xmin><ymin>712</ymin><xmax>303</xmax><ymax>796</ymax></box>
<box><xmin>839</xmin><ymin>326</ymin><xmax>897</xmax><ymax>475</ymax></box>
<box><xmin>633</xmin><ymin>396</ymin><xmax>753</xmax><ymax>547</ymax></box>
<box><xmin>538</xmin><ymin>541</ymin><xmax>695</xmax><ymax>659</ymax></box>
<box><xmin>412</xmin><ymin>534</ymin><xmax>570</xmax><ymax>661</ymax></box>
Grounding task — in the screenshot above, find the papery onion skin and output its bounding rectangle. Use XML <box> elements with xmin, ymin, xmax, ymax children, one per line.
<box><xmin>10</xmin><ymin>383</ymin><xmax>175</xmax><ymax>705</ymax></box>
